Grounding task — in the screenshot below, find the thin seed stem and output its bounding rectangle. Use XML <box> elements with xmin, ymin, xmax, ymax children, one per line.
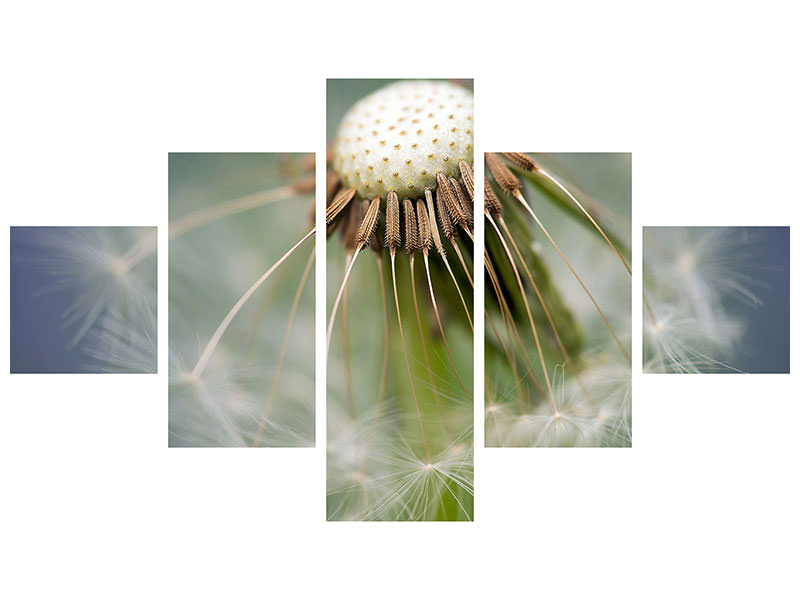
<box><xmin>642</xmin><ymin>291</ymin><xmax>659</xmax><ymax>326</ymax></box>
<box><xmin>409</xmin><ymin>255</ymin><xmax>446</xmax><ymax>420</ymax></box>
<box><xmin>170</xmin><ymin>184</ymin><xmax>297</xmax><ymax>240</ymax></box>
<box><xmin>441</xmin><ymin>253</ymin><xmax>473</xmax><ymax>331</ymax></box>
<box><xmin>253</xmin><ymin>247</ymin><xmax>315</xmax><ymax>446</ymax></box>
<box><xmin>190</xmin><ymin>227</ymin><xmax>315</xmax><ymax>381</ymax></box>
<box><xmin>496</xmin><ymin>215</ymin><xmax>590</xmax><ymax>401</ymax></box>
<box><xmin>423</xmin><ymin>254</ymin><xmax>470</xmax><ymax>397</ymax></box>
<box><xmin>118</xmin><ymin>229</ymin><xmax>158</xmax><ymax>272</ymax></box>
<box><xmin>391</xmin><ymin>251</ymin><xmax>431</xmax><ymax>465</ymax></box>
<box><xmin>484</xmin><ymin>251</ymin><xmax>545</xmax><ymax>398</ymax></box>
<box><xmin>513</xmin><ymin>190</ymin><xmax>632</xmax><ymax>366</ymax></box>
<box><xmin>376</xmin><ymin>255</ymin><xmax>390</xmax><ymax>409</ymax></box>
<box><xmin>484</xmin><ymin>303</ymin><xmax>525</xmax><ymax>412</ymax></box>
<box><xmin>487</xmin><ymin>213</ymin><xmax>554</xmax><ymax>408</ymax></box>
<box><xmin>326</xmin><ymin>243</ymin><xmax>364</xmax><ymax>358</ymax></box>
<box><xmin>537</xmin><ymin>167</ymin><xmax>632</xmax><ymax>275</ymax></box>
<box><xmin>342</xmin><ymin>251</ymin><xmax>355</xmax><ymax>417</ymax></box>
<box><xmin>451</xmin><ymin>241</ymin><xmax>474</xmax><ymax>287</ymax></box>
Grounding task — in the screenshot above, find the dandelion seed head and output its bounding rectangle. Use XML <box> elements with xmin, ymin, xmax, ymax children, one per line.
<box><xmin>333</xmin><ymin>81</ymin><xmax>473</xmax><ymax>200</ymax></box>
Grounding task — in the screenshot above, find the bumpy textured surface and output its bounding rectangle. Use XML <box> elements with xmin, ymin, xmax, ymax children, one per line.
<box><xmin>332</xmin><ymin>81</ymin><xmax>474</xmax><ymax>200</ymax></box>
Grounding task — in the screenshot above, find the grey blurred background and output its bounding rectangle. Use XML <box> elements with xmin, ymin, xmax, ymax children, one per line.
<box><xmin>11</xmin><ymin>227</ymin><xmax>84</xmax><ymax>372</ymax></box>
<box><xmin>729</xmin><ymin>226</ymin><xmax>790</xmax><ymax>373</ymax></box>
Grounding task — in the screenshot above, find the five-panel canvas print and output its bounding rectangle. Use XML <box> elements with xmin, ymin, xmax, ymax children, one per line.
<box><xmin>8</xmin><ymin>79</ymin><xmax>791</xmax><ymax>521</ymax></box>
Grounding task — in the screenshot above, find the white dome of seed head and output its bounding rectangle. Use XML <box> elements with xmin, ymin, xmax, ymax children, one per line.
<box><xmin>333</xmin><ymin>80</ymin><xmax>474</xmax><ymax>200</ymax></box>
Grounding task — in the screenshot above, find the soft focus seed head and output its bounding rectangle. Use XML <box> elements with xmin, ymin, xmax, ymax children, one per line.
<box><xmin>332</xmin><ymin>80</ymin><xmax>474</xmax><ymax>200</ymax></box>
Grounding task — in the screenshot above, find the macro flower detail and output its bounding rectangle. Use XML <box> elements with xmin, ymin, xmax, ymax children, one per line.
<box><xmin>326</xmin><ymin>80</ymin><xmax>475</xmax><ymax>520</ymax></box>
<box><xmin>332</xmin><ymin>80</ymin><xmax>473</xmax><ymax>199</ymax></box>
<box><xmin>483</xmin><ymin>153</ymin><xmax>632</xmax><ymax>447</ymax></box>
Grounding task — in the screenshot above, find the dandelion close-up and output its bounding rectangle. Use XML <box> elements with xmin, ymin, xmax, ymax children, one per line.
<box><xmin>5</xmin><ymin>6</ymin><xmax>799</xmax><ymax>597</ymax></box>
<box><xmin>643</xmin><ymin>226</ymin><xmax>790</xmax><ymax>374</ymax></box>
<box><xmin>326</xmin><ymin>80</ymin><xmax>474</xmax><ymax>520</ymax></box>
<box><xmin>483</xmin><ymin>153</ymin><xmax>632</xmax><ymax>447</ymax></box>
<box><xmin>10</xmin><ymin>226</ymin><xmax>157</xmax><ymax>374</ymax></box>
<box><xmin>168</xmin><ymin>153</ymin><xmax>316</xmax><ymax>447</ymax></box>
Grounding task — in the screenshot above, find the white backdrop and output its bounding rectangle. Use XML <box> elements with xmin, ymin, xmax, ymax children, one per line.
<box><xmin>1</xmin><ymin>1</ymin><xmax>798</xmax><ymax>598</ymax></box>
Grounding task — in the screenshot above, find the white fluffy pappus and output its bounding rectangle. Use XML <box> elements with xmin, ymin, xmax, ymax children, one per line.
<box><xmin>327</xmin><ymin>403</ymin><xmax>473</xmax><ymax>521</ymax></box>
<box><xmin>18</xmin><ymin>226</ymin><xmax>157</xmax><ymax>373</ymax></box>
<box><xmin>643</xmin><ymin>227</ymin><xmax>765</xmax><ymax>373</ymax></box>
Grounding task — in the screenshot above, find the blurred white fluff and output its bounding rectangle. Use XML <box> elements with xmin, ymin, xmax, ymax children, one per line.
<box><xmin>486</xmin><ymin>363</ymin><xmax>631</xmax><ymax>448</ymax></box>
<box><xmin>643</xmin><ymin>227</ymin><xmax>760</xmax><ymax>373</ymax></box>
<box><xmin>169</xmin><ymin>352</ymin><xmax>314</xmax><ymax>448</ymax></box>
<box><xmin>28</xmin><ymin>227</ymin><xmax>157</xmax><ymax>373</ymax></box>
<box><xmin>168</xmin><ymin>156</ymin><xmax>315</xmax><ymax>448</ymax></box>
<box><xmin>327</xmin><ymin>403</ymin><xmax>473</xmax><ymax>520</ymax></box>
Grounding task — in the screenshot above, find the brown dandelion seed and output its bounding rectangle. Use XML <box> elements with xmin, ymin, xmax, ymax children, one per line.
<box><xmin>416</xmin><ymin>199</ymin><xmax>432</xmax><ymax>253</ymax></box>
<box><xmin>458</xmin><ymin>161</ymin><xmax>474</xmax><ymax>200</ymax></box>
<box><xmin>436</xmin><ymin>172</ymin><xmax>466</xmax><ymax>227</ymax></box>
<box><xmin>503</xmin><ymin>152</ymin><xmax>537</xmax><ymax>171</ymax></box>
<box><xmin>450</xmin><ymin>177</ymin><xmax>473</xmax><ymax>228</ymax></box>
<box><xmin>484</xmin><ymin>179</ymin><xmax>503</xmax><ymax>216</ymax></box>
<box><xmin>326</xmin><ymin>187</ymin><xmax>356</xmax><ymax>226</ymax></box>
<box><xmin>403</xmin><ymin>198</ymin><xmax>419</xmax><ymax>254</ymax></box>
<box><xmin>356</xmin><ymin>197</ymin><xmax>381</xmax><ymax>247</ymax></box>
<box><xmin>436</xmin><ymin>186</ymin><xmax>456</xmax><ymax>241</ymax></box>
<box><xmin>486</xmin><ymin>152</ymin><xmax>520</xmax><ymax>195</ymax></box>
<box><xmin>385</xmin><ymin>191</ymin><xmax>401</xmax><ymax>251</ymax></box>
